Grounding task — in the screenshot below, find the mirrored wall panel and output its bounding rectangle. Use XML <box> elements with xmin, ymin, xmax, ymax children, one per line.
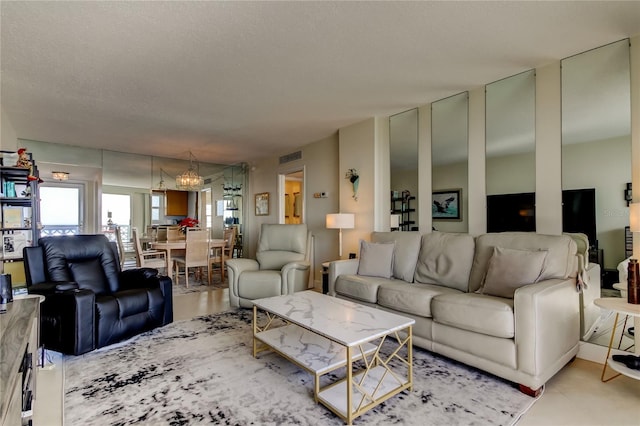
<box><xmin>485</xmin><ymin>70</ymin><xmax>536</xmax><ymax>233</ymax></box>
<box><xmin>390</xmin><ymin>108</ymin><xmax>419</xmax><ymax>231</ymax></box>
<box><xmin>562</xmin><ymin>39</ymin><xmax>631</xmax><ymax>347</ymax></box>
<box><xmin>431</xmin><ymin>92</ymin><xmax>468</xmax><ymax>232</ymax></box>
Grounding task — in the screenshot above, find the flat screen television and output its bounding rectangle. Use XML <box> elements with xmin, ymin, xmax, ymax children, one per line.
<box><xmin>486</xmin><ymin>189</ymin><xmax>597</xmax><ymax>248</ymax></box>
<box><xmin>487</xmin><ymin>192</ymin><xmax>536</xmax><ymax>233</ymax></box>
<box><xmin>562</xmin><ymin>188</ymin><xmax>597</xmax><ymax>248</ymax></box>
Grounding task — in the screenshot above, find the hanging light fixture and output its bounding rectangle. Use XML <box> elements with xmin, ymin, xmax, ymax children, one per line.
<box><xmin>176</xmin><ymin>151</ymin><xmax>204</xmax><ymax>190</ymax></box>
<box><xmin>52</xmin><ymin>171</ymin><xmax>69</xmax><ymax>181</ymax></box>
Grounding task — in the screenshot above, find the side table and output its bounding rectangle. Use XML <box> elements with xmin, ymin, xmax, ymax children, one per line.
<box><xmin>321</xmin><ymin>262</ymin><xmax>330</xmax><ymax>294</ymax></box>
<box><xmin>593</xmin><ymin>297</ymin><xmax>640</xmax><ymax>382</ymax></box>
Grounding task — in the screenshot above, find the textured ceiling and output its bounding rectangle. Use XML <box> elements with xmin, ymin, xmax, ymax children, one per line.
<box><xmin>1</xmin><ymin>1</ymin><xmax>639</xmax><ymax>165</ymax></box>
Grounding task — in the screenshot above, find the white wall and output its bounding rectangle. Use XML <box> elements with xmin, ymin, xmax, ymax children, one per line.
<box><xmin>338</xmin><ymin>118</ymin><xmax>377</xmax><ymax>257</ymax></box>
<box><xmin>0</xmin><ymin>107</ymin><xmax>18</xmax><ymax>151</ymax></box>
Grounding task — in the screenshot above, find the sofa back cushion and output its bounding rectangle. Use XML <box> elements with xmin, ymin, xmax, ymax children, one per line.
<box><xmin>40</xmin><ymin>234</ymin><xmax>120</xmax><ymax>295</ymax></box>
<box><xmin>371</xmin><ymin>231</ymin><xmax>421</xmax><ymax>282</ymax></box>
<box><xmin>468</xmin><ymin>232</ymin><xmax>577</xmax><ymax>293</ymax></box>
<box><xmin>414</xmin><ymin>232</ymin><xmax>475</xmax><ymax>292</ymax></box>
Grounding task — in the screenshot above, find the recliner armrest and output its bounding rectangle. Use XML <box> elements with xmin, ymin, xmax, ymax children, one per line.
<box><xmin>118</xmin><ymin>268</ymin><xmax>160</xmax><ymax>290</ymax></box>
<box><xmin>28</xmin><ymin>281</ymin><xmax>79</xmax><ymax>296</ymax></box>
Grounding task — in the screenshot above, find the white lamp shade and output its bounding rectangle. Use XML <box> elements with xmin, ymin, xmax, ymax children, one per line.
<box><xmin>631</xmin><ymin>202</ymin><xmax>640</xmax><ymax>232</ymax></box>
<box><xmin>326</xmin><ymin>213</ymin><xmax>355</xmax><ymax>229</ymax></box>
<box><xmin>390</xmin><ymin>214</ymin><xmax>400</xmax><ymax>229</ymax></box>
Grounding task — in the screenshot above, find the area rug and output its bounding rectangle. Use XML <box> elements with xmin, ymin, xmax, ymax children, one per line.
<box><xmin>171</xmin><ymin>274</ymin><xmax>228</xmax><ymax>296</ymax></box>
<box><xmin>64</xmin><ymin>310</ymin><xmax>540</xmax><ymax>425</ymax></box>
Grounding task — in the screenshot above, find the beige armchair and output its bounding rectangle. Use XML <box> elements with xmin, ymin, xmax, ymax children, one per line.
<box><xmin>227</xmin><ymin>224</ymin><xmax>312</xmax><ymax>308</ymax></box>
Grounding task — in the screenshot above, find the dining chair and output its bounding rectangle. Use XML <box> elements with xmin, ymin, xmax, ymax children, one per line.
<box><xmin>167</xmin><ymin>226</ymin><xmax>183</xmax><ymax>242</ymax></box>
<box><xmin>173</xmin><ymin>227</ymin><xmax>210</xmax><ymax>287</ymax></box>
<box><xmin>156</xmin><ymin>226</ymin><xmax>168</xmax><ymax>242</ymax></box>
<box><xmin>209</xmin><ymin>243</ymin><xmax>224</xmax><ymax>284</ymax></box>
<box><xmin>115</xmin><ymin>225</ymin><xmax>136</xmax><ymax>269</ymax></box>
<box><xmin>132</xmin><ymin>227</ymin><xmax>168</xmax><ymax>272</ymax></box>
<box><xmin>223</xmin><ymin>226</ymin><xmax>236</xmax><ymax>260</ymax></box>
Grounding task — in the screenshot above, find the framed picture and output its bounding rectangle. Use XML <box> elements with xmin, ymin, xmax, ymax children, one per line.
<box><xmin>432</xmin><ymin>189</ymin><xmax>462</xmax><ymax>220</ymax></box>
<box><xmin>255</xmin><ymin>192</ymin><xmax>270</xmax><ymax>216</ymax></box>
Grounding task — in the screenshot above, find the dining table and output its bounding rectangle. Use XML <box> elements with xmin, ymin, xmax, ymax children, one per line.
<box><xmin>150</xmin><ymin>238</ymin><xmax>226</xmax><ymax>281</ymax></box>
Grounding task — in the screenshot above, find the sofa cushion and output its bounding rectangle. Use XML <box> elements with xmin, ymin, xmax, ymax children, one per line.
<box><xmin>371</xmin><ymin>231</ymin><xmax>422</xmax><ymax>282</ymax></box>
<box><xmin>238</xmin><ymin>270</ymin><xmax>282</xmax><ymax>299</ymax></box>
<box><xmin>431</xmin><ymin>293</ymin><xmax>515</xmax><ymax>339</ymax></box>
<box><xmin>479</xmin><ymin>247</ymin><xmax>548</xmax><ymax>298</ymax></box>
<box><xmin>414</xmin><ymin>232</ymin><xmax>475</xmax><ymax>292</ymax></box>
<box><xmin>335</xmin><ymin>274</ymin><xmax>390</xmax><ymax>303</ymax></box>
<box><xmin>468</xmin><ymin>232</ymin><xmax>577</xmax><ymax>293</ymax></box>
<box><xmin>377</xmin><ymin>280</ymin><xmax>463</xmax><ymax>318</ymax></box>
<box><xmin>357</xmin><ymin>240</ymin><xmax>394</xmax><ymax>278</ymax></box>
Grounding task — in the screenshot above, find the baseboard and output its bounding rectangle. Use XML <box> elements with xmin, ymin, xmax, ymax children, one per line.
<box><xmin>576</xmin><ymin>340</ymin><xmax>608</xmax><ymax>364</ymax></box>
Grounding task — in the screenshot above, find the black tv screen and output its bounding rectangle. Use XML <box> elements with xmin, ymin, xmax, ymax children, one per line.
<box><xmin>562</xmin><ymin>188</ymin><xmax>596</xmax><ymax>248</ymax></box>
<box><xmin>487</xmin><ymin>192</ymin><xmax>536</xmax><ymax>233</ymax></box>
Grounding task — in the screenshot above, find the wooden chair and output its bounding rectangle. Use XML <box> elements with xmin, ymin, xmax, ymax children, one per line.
<box><xmin>132</xmin><ymin>227</ymin><xmax>168</xmax><ymax>272</ymax></box>
<box><xmin>156</xmin><ymin>226</ymin><xmax>168</xmax><ymax>242</ymax></box>
<box><xmin>209</xmin><ymin>244</ymin><xmax>224</xmax><ymax>284</ymax></box>
<box><xmin>174</xmin><ymin>227</ymin><xmax>209</xmax><ymax>287</ymax></box>
<box><xmin>115</xmin><ymin>226</ymin><xmax>136</xmax><ymax>269</ymax></box>
<box><xmin>167</xmin><ymin>226</ymin><xmax>183</xmax><ymax>242</ymax></box>
<box><xmin>223</xmin><ymin>227</ymin><xmax>236</xmax><ymax>260</ymax></box>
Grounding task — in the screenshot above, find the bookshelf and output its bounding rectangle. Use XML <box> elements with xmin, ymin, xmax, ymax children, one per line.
<box><xmin>0</xmin><ymin>151</ymin><xmax>40</xmax><ymax>290</ymax></box>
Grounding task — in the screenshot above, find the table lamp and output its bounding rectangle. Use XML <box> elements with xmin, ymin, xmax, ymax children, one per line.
<box><xmin>326</xmin><ymin>213</ymin><xmax>355</xmax><ymax>258</ymax></box>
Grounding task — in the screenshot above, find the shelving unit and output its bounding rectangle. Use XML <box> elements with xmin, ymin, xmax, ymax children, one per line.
<box><xmin>391</xmin><ymin>195</ymin><xmax>416</xmax><ymax>231</ymax></box>
<box><xmin>625</xmin><ymin>226</ymin><xmax>632</xmax><ymax>259</ymax></box>
<box><xmin>0</xmin><ymin>152</ymin><xmax>40</xmax><ymax>290</ymax></box>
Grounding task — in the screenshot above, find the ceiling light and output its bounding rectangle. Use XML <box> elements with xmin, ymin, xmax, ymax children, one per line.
<box><xmin>176</xmin><ymin>151</ymin><xmax>204</xmax><ymax>191</ymax></box>
<box><xmin>52</xmin><ymin>171</ymin><xmax>69</xmax><ymax>181</ymax></box>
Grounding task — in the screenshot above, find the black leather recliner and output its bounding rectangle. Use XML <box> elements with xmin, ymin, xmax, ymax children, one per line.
<box><xmin>24</xmin><ymin>234</ymin><xmax>173</xmax><ymax>355</ymax></box>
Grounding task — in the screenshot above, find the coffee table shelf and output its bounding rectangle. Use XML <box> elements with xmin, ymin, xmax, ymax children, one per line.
<box><xmin>255</xmin><ymin>324</ymin><xmax>377</xmax><ymax>374</ymax></box>
<box><xmin>317</xmin><ymin>365</ymin><xmax>410</xmax><ymax>418</ymax></box>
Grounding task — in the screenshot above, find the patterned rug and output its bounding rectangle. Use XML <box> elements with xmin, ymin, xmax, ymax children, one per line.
<box><xmin>171</xmin><ymin>272</ymin><xmax>228</xmax><ymax>296</ymax></box>
<box><xmin>64</xmin><ymin>310</ymin><xmax>540</xmax><ymax>425</ymax></box>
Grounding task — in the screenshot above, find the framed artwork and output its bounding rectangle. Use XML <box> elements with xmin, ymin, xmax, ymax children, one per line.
<box><xmin>255</xmin><ymin>192</ymin><xmax>270</xmax><ymax>216</ymax></box>
<box><xmin>432</xmin><ymin>189</ymin><xmax>462</xmax><ymax>220</ymax></box>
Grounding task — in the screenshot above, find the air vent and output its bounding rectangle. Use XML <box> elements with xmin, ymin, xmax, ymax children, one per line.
<box><xmin>279</xmin><ymin>151</ymin><xmax>302</xmax><ymax>164</ymax></box>
<box><xmin>204</xmin><ymin>178</ymin><xmax>212</xmax><ymax>184</ymax></box>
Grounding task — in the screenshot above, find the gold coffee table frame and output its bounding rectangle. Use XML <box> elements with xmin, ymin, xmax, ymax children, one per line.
<box><xmin>252</xmin><ymin>292</ymin><xmax>414</xmax><ymax>425</ymax></box>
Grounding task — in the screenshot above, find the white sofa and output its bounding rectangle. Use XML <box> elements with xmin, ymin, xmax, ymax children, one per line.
<box><xmin>328</xmin><ymin>231</ymin><xmax>580</xmax><ymax>395</ymax></box>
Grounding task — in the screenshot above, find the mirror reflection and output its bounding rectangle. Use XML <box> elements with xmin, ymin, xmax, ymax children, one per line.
<box><xmin>561</xmin><ymin>39</ymin><xmax>632</xmax><ymax>349</ymax></box>
<box><xmin>390</xmin><ymin>108</ymin><xmax>419</xmax><ymax>231</ymax></box>
<box><xmin>431</xmin><ymin>92</ymin><xmax>468</xmax><ymax>232</ymax></box>
<box><xmin>485</xmin><ymin>70</ymin><xmax>536</xmax><ymax>233</ymax></box>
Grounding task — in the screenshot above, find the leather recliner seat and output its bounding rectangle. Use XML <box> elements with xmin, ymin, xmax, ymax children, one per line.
<box><xmin>24</xmin><ymin>234</ymin><xmax>173</xmax><ymax>355</ymax></box>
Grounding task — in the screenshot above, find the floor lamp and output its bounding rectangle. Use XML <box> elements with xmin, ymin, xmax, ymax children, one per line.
<box><xmin>326</xmin><ymin>213</ymin><xmax>355</xmax><ymax>258</ymax></box>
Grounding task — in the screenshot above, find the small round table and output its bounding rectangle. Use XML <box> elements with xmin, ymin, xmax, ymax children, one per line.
<box><xmin>593</xmin><ymin>297</ymin><xmax>640</xmax><ymax>382</ymax></box>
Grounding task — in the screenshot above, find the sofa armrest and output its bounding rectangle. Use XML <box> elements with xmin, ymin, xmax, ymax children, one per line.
<box><xmin>328</xmin><ymin>259</ymin><xmax>359</xmax><ymax>296</ymax></box>
<box><xmin>514</xmin><ymin>277</ymin><xmax>579</xmax><ymax>379</ymax></box>
<box><xmin>226</xmin><ymin>259</ymin><xmax>260</xmax><ymax>307</ymax></box>
<box><xmin>28</xmin><ymin>281</ymin><xmax>79</xmax><ymax>295</ymax></box>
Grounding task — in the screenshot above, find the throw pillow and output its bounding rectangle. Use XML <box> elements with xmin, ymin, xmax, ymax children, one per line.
<box><xmin>480</xmin><ymin>246</ymin><xmax>548</xmax><ymax>298</ymax></box>
<box><xmin>357</xmin><ymin>240</ymin><xmax>395</xmax><ymax>279</ymax></box>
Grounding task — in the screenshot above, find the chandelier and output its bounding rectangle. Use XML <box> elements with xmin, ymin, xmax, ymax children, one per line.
<box><xmin>176</xmin><ymin>151</ymin><xmax>204</xmax><ymax>191</ymax></box>
<box><xmin>52</xmin><ymin>171</ymin><xmax>69</xmax><ymax>181</ymax></box>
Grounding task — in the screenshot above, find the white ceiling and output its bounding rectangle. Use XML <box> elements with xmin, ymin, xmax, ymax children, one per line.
<box><xmin>2</xmin><ymin>1</ymin><xmax>640</xmax><ymax>165</ymax></box>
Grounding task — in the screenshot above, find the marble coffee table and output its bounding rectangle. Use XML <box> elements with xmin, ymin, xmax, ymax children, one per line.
<box><xmin>252</xmin><ymin>290</ymin><xmax>415</xmax><ymax>425</ymax></box>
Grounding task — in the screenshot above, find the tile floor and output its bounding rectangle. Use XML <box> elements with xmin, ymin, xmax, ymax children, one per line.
<box><xmin>34</xmin><ymin>288</ymin><xmax>640</xmax><ymax>425</ymax></box>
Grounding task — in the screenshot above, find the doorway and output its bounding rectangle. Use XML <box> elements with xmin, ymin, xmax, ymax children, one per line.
<box><xmin>279</xmin><ymin>169</ymin><xmax>304</xmax><ymax>224</ymax></box>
